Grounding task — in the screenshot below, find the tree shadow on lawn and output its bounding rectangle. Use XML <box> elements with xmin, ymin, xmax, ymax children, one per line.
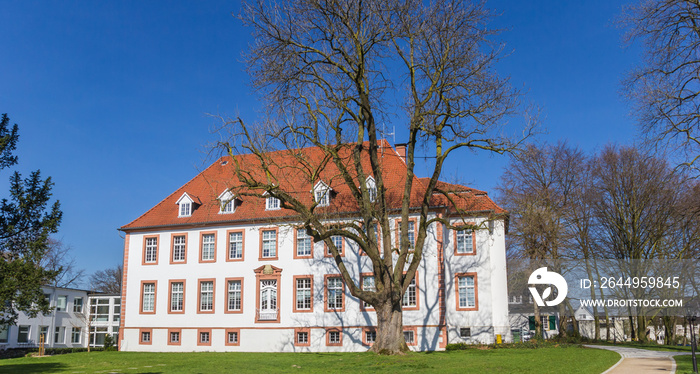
<box><xmin>0</xmin><ymin>363</ymin><xmax>67</xmax><ymax>374</ymax></box>
<box><xmin>0</xmin><ymin>363</ymin><xmax>165</xmax><ymax>374</ymax></box>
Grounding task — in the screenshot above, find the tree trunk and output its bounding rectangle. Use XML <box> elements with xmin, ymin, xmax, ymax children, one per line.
<box><xmin>629</xmin><ymin>315</ymin><xmax>636</xmax><ymax>341</ymax></box>
<box><xmin>371</xmin><ymin>300</ymin><xmax>409</xmax><ymax>354</ymax></box>
<box><xmin>534</xmin><ymin>303</ymin><xmax>543</xmax><ymax>339</ymax></box>
<box><xmin>637</xmin><ymin>315</ymin><xmax>647</xmax><ymax>342</ymax></box>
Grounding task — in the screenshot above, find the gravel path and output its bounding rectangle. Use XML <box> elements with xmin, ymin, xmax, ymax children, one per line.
<box><xmin>584</xmin><ymin>344</ymin><xmax>691</xmax><ymax>374</ymax></box>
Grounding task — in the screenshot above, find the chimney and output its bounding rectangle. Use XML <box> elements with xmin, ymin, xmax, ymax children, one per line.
<box><xmin>395</xmin><ymin>143</ymin><xmax>407</xmax><ymax>164</ymax></box>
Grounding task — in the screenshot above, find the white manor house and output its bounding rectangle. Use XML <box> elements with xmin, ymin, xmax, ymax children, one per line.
<box><xmin>118</xmin><ymin>142</ymin><xmax>510</xmax><ymax>352</ymax></box>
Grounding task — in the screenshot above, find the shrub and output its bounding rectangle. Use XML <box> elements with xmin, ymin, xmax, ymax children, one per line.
<box><xmin>103</xmin><ymin>334</ymin><xmax>114</xmax><ymax>350</ymax></box>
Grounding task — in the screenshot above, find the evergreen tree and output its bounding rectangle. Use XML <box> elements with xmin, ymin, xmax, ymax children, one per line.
<box><xmin>0</xmin><ymin>113</ymin><xmax>62</xmax><ymax>325</ymax></box>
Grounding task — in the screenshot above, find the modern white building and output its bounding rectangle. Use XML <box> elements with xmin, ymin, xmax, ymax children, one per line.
<box><xmin>0</xmin><ymin>286</ymin><xmax>121</xmax><ymax>350</ymax></box>
<box><xmin>118</xmin><ymin>142</ymin><xmax>510</xmax><ymax>352</ymax></box>
<box><xmin>88</xmin><ymin>293</ymin><xmax>121</xmax><ymax>347</ymax></box>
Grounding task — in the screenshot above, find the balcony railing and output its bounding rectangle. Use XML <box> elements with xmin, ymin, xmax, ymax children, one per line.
<box><xmin>256</xmin><ymin>308</ymin><xmax>278</xmax><ymax>321</ymax></box>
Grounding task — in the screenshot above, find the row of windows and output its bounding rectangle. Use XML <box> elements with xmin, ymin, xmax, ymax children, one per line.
<box><xmin>142</xmin><ymin>224</ymin><xmax>476</xmax><ymax>265</ymax></box>
<box><xmin>140</xmin><ymin>328</ymin><xmax>240</xmax><ymax>346</ymax></box>
<box><xmin>43</xmin><ymin>295</ymin><xmax>83</xmax><ymax>313</ymax></box>
<box><xmin>0</xmin><ymin>325</ymin><xmax>83</xmax><ymax>345</ymax></box>
<box><xmin>40</xmin><ymin>295</ymin><xmax>120</xmax><ymax>322</ymax></box>
<box><xmin>141</xmin><ymin>276</ymin><xmax>351</xmax><ymax>316</ymax></box>
<box><xmin>138</xmin><ymin>326</ymin><xmax>419</xmax><ymax>347</ymax></box>
<box><xmin>139</xmin><ymin>273</ymin><xmax>477</xmax><ymax>316</ymax></box>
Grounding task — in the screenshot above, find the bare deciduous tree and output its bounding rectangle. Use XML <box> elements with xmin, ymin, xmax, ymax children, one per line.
<box><xmin>89</xmin><ymin>264</ymin><xmax>122</xmax><ymax>294</ymax></box>
<box><xmin>41</xmin><ymin>238</ymin><xmax>84</xmax><ymax>288</ymax></box>
<box><xmin>214</xmin><ymin>0</ymin><xmax>533</xmax><ymax>354</ymax></box>
<box><xmin>590</xmin><ymin>146</ymin><xmax>691</xmax><ymax>341</ymax></box>
<box><xmin>501</xmin><ymin>142</ymin><xmax>698</xmax><ymax>342</ymax></box>
<box><xmin>498</xmin><ymin>142</ymin><xmax>585</xmax><ymax>339</ymax></box>
<box><xmin>621</xmin><ymin>0</ymin><xmax>700</xmax><ymax>174</ymax></box>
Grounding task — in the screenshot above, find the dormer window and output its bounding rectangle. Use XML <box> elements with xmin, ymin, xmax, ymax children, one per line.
<box><xmin>313</xmin><ymin>181</ymin><xmax>331</xmax><ymax>207</ymax></box>
<box><xmin>315</xmin><ymin>189</ymin><xmax>329</xmax><ymax>206</ymax></box>
<box><xmin>218</xmin><ymin>190</ymin><xmax>236</xmax><ymax>214</ymax></box>
<box><xmin>180</xmin><ymin>203</ymin><xmax>191</xmax><ymax>217</ymax></box>
<box><xmin>266</xmin><ymin>196</ymin><xmax>280</xmax><ymax>210</ymax></box>
<box><xmin>365</xmin><ymin>177</ymin><xmax>377</xmax><ymax>203</ymax></box>
<box><xmin>176</xmin><ymin>193</ymin><xmax>195</xmax><ymax>218</ymax></box>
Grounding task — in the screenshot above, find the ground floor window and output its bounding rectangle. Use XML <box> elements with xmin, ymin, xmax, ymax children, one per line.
<box><xmin>225</xmin><ymin>328</ymin><xmax>240</xmax><ymax>346</ymax></box>
<box><xmin>460</xmin><ymin>327</ymin><xmax>471</xmax><ymax>338</ymax></box>
<box><xmin>39</xmin><ymin>326</ymin><xmax>49</xmax><ymax>344</ymax></box>
<box><xmin>296</xmin><ymin>332</ymin><xmax>308</xmax><ymax>345</ymax></box>
<box><xmin>166</xmin><ymin>328</ymin><xmax>180</xmax><ymax>345</ymax></box>
<box><xmin>228</xmin><ymin>331</ymin><xmax>238</xmax><ymax>344</ymax></box>
<box><xmin>17</xmin><ymin>326</ymin><xmax>29</xmax><ymax>343</ymax></box>
<box><xmin>0</xmin><ymin>325</ymin><xmax>8</xmax><ymax>343</ymax></box>
<box><xmin>198</xmin><ymin>329</ymin><xmax>211</xmax><ymax>346</ymax></box>
<box><xmin>54</xmin><ymin>327</ymin><xmax>65</xmax><ymax>345</ymax></box>
<box><xmin>71</xmin><ymin>327</ymin><xmax>81</xmax><ymax>344</ymax></box>
<box><xmin>403</xmin><ymin>330</ymin><xmax>415</xmax><ymax>344</ymax></box>
<box><xmin>326</xmin><ymin>329</ymin><xmax>342</xmax><ymax>346</ymax></box>
<box><xmin>139</xmin><ymin>329</ymin><xmax>151</xmax><ymax>345</ymax></box>
<box><xmin>363</xmin><ymin>328</ymin><xmax>376</xmax><ymax>346</ymax></box>
<box><xmin>91</xmin><ymin>327</ymin><xmax>109</xmax><ymax>346</ymax></box>
<box><xmin>294</xmin><ymin>328</ymin><xmax>310</xmax><ymax>347</ymax></box>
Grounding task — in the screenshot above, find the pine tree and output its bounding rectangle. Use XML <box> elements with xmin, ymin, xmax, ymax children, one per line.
<box><xmin>0</xmin><ymin>113</ymin><xmax>62</xmax><ymax>325</ymax></box>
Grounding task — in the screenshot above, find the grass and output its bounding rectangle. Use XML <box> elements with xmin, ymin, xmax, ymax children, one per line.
<box><xmin>0</xmin><ymin>346</ymin><xmax>620</xmax><ymax>373</ymax></box>
<box><xmin>673</xmin><ymin>354</ymin><xmax>699</xmax><ymax>374</ymax></box>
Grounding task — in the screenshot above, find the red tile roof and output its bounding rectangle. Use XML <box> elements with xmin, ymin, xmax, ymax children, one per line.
<box><xmin>120</xmin><ymin>141</ymin><xmax>504</xmax><ymax>231</ymax></box>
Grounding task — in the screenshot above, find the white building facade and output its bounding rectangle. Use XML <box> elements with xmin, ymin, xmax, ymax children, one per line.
<box><xmin>119</xmin><ymin>143</ymin><xmax>510</xmax><ymax>352</ymax></box>
<box><xmin>0</xmin><ymin>287</ymin><xmax>120</xmax><ymax>350</ymax></box>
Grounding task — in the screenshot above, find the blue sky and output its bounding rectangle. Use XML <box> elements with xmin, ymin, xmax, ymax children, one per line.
<box><xmin>0</xmin><ymin>0</ymin><xmax>641</xmax><ymax>282</ymax></box>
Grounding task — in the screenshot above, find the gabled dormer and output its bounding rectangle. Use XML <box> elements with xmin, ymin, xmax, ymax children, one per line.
<box><xmin>176</xmin><ymin>192</ymin><xmax>195</xmax><ymax>217</ymax></box>
<box><xmin>218</xmin><ymin>190</ymin><xmax>238</xmax><ymax>214</ymax></box>
<box><xmin>313</xmin><ymin>180</ymin><xmax>332</xmax><ymax>207</ymax></box>
<box><xmin>263</xmin><ymin>191</ymin><xmax>280</xmax><ymax>210</ymax></box>
<box><xmin>365</xmin><ymin>176</ymin><xmax>377</xmax><ymax>203</ymax></box>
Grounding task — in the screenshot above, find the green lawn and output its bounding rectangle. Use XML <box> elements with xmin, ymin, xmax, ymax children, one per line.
<box><xmin>0</xmin><ymin>347</ymin><xmax>620</xmax><ymax>374</ymax></box>
<box><xmin>674</xmin><ymin>354</ymin><xmax>699</xmax><ymax>374</ymax></box>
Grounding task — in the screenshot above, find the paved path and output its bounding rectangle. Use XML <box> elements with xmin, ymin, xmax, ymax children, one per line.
<box><xmin>584</xmin><ymin>345</ymin><xmax>691</xmax><ymax>374</ymax></box>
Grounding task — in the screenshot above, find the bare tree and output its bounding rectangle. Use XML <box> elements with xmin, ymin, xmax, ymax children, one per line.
<box><xmin>621</xmin><ymin>0</ymin><xmax>700</xmax><ymax>174</ymax></box>
<box><xmin>41</xmin><ymin>238</ymin><xmax>84</xmax><ymax>288</ymax></box>
<box><xmin>214</xmin><ymin>0</ymin><xmax>533</xmax><ymax>354</ymax></box>
<box><xmin>498</xmin><ymin>142</ymin><xmax>585</xmax><ymax>339</ymax></box>
<box><xmin>589</xmin><ymin>145</ymin><xmax>685</xmax><ymax>341</ymax></box>
<box><xmin>71</xmin><ymin>305</ymin><xmax>92</xmax><ymax>353</ymax></box>
<box><xmin>88</xmin><ymin>264</ymin><xmax>122</xmax><ymax>294</ymax></box>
